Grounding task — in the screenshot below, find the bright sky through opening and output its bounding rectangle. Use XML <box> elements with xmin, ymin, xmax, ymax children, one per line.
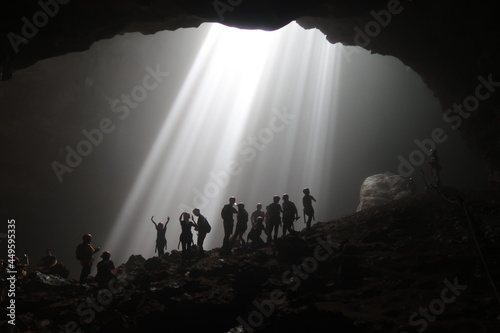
<box><xmin>104</xmin><ymin>21</ymin><xmax>342</xmax><ymax>264</ymax></box>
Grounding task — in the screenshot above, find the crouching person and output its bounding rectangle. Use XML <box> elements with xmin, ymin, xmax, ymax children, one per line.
<box><xmin>95</xmin><ymin>251</ymin><xmax>116</xmax><ymax>289</ymax></box>
<box><xmin>247</xmin><ymin>216</ymin><xmax>265</xmax><ymax>246</ymax></box>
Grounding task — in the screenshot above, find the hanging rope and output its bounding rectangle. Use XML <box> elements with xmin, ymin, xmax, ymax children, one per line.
<box><xmin>420</xmin><ymin>170</ymin><xmax>500</xmax><ymax>315</ymax></box>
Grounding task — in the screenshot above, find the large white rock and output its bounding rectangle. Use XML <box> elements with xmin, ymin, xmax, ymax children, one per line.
<box><xmin>356</xmin><ymin>172</ymin><xmax>411</xmax><ymax>212</ymax></box>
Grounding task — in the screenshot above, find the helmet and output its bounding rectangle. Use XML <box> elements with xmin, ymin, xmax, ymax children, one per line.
<box><xmin>273</xmin><ymin>195</ymin><xmax>280</xmax><ymax>202</ymax></box>
<box><xmin>237</xmin><ymin>202</ymin><xmax>245</xmax><ymax>208</ymax></box>
<box><xmin>82</xmin><ymin>234</ymin><xmax>92</xmax><ymax>242</ymax></box>
<box><xmin>256</xmin><ymin>203</ymin><xmax>262</xmax><ymax>209</ymax></box>
<box><xmin>282</xmin><ymin>193</ymin><xmax>289</xmax><ymax>199</ymax></box>
<box><xmin>101</xmin><ymin>251</ymin><xmax>111</xmax><ymax>259</ymax></box>
<box><xmin>303</xmin><ymin>188</ymin><xmax>310</xmax><ymax>194</ymax></box>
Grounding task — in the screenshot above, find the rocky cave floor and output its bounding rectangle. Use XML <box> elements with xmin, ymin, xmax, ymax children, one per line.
<box><xmin>2</xmin><ymin>187</ymin><xmax>500</xmax><ymax>333</ymax></box>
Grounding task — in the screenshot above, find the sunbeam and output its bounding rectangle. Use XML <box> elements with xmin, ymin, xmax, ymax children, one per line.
<box><xmin>104</xmin><ymin>21</ymin><xmax>342</xmax><ymax>264</ymax></box>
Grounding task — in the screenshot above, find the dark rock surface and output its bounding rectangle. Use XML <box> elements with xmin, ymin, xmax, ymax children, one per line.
<box><xmin>2</xmin><ymin>188</ymin><xmax>500</xmax><ymax>332</ymax></box>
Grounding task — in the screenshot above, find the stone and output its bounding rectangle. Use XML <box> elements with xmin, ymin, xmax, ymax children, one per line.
<box><xmin>356</xmin><ymin>172</ymin><xmax>410</xmax><ymax>211</ymax></box>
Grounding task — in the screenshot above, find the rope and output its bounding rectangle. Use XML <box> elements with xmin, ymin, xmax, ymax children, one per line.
<box><xmin>420</xmin><ymin>170</ymin><xmax>500</xmax><ymax>314</ymax></box>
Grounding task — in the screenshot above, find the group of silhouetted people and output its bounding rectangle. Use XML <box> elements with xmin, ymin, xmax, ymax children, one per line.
<box><xmin>72</xmin><ymin>188</ymin><xmax>316</xmax><ymax>284</ymax></box>
<box><xmin>220</xmin><ymin>188</ymin><xmax>317</xmax><ymax>254</ymax></box>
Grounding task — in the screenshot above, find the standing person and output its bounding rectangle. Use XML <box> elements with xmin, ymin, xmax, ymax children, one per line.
<box><xmin>221</xmin><ymin>196</ymin><xmax>237</xmax><ymax>253</ymax></box>
<box><xmin>179</xmin><ymin>212</ymin><xmax>196</xmax><ymax>260</ymax></box>
<box><xmin>428</xmin><ymin>149</ymin><xmax>441</xmax><ymax>187</ymax></box>
<box><xmin>230</xmin><ymin>202</ymin><xmax>249</xmax><ymax>249</ymax></box>
<box><xmin>282</xmin><ymin>193</ymin><xmax>299</xmax><ymax>236</ymax></box>
<box><xmin>250</xmin><ymin>203</ymin><xmax>265</xmax><ymax>226</ymax></box>
<box><xmin>193</xmin><ymin>208</ymin><xmax>210</xmax><ymax>257</ymax></box>
<box><xmin>407</xmin><ymin>177</ymin><xmax>416</xmax><ymax>194</ymax></box>
<box><xmin>151</xmin><ymin>216</ymin><xmax>170</xmax><ymax>256</ymax></box>
<box><xmin>95</xmin><ymin>251</ymin><xmax>115</xmax><ymax>289</ymax></box>
<box><xmin>266</xmin><ymin>195</ymin><xmax>283</xmax><ymax>242</ymax></box>
<box><xmin>75</xmin><ymin>234</ymin><xmax>100</xmax><ymax>285</ymax></box>
<box><xmin>302</xmin><ymin>188</ymin><xmax>317</xmax><ymax>231</ymax></box>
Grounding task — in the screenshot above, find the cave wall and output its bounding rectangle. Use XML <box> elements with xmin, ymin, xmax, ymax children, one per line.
<box><xmin>1</xmin><ymin>0</ymin><xmax>499</xmax><ymax>185</ymax></box>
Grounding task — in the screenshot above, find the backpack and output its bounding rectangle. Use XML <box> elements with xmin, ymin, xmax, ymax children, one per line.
<box><xmin>75</xmin><ymin>244</ymin><xmax>86</xmax><ymax>260</ymax></box>
<box><xmin>204</xmin><ymin>218</ymin><xmax>211</xmax><ymax>233</ymax></box>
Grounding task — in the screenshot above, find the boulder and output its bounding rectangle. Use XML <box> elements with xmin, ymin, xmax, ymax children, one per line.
<box><xmin>356</xmin><ymin>172</ymin><xmax>410</xmax><ymax>212</ymax></box>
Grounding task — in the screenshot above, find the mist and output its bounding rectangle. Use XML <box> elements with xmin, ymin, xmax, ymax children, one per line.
<box><xmin>1</xmin><ymin>22</ymin><xmax>487</xmax><ymax>278</ymax></box>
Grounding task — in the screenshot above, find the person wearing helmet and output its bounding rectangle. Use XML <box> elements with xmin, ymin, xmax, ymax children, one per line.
<box><xmin>266</xmin><ymin>195</ymin><xmax>283</xmax><ymax>242</ymax></box>
<box><xmin>220</xmin><ymin>196</ymin><xmax>237</xmax><ymax>253</ymax></box>
<box><xmin>250</xmin><ymin>203</ymin><xmax>265</xmax><ymax>226</ymax></box>
<box><xmin>95</xmin><ymin>251</ymin><xmax>116</xmax><ymax>289</ymax></box>
<box><xmin>76</xmin><ymin>233</ymin><xmax>100</xmax><ymax>285</ymax></box>
<box><xmin>282</xmin><ymin>193</ymin><xmax>299</xmax><ymax>236</ymax></box>
<box><xmin>302</xmin><ymin>188</ymin><xmax>317</xmax><ymax>231</ymax></box>
<box><xmin>230</xmin><ymin>202</ymin><xmax>249</xmax><ymax>250</ymax></box>
<box><xmin>151</xmin><ymin>216</ymin><xmax>170</xmax><ymax>256</ymax></box>
<box><xmin>247</xmin><ymin>216</ymin><xmax>265</xmax><ymax>246</ymax></box>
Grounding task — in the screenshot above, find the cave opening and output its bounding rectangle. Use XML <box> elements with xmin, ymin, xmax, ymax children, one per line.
<box><xmin>1</xmin><ymin>21</ymin><xmax>488</xmax><ymax>277</ymax></box>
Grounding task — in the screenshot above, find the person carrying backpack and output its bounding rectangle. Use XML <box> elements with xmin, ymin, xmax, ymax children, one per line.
<box><xmin>193</xmin><ymin>208</ymin><xmax>210</xmax><ymax>257</ymax></box>
<box><xmin>75</xmin><ymin>234</ymin><xmax>100</xmax><ymax>285</ymax></box>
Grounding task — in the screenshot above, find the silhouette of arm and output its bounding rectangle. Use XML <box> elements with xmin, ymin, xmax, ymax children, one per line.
<box><xmin>151</xmin><ymin>216</ymin><xmax>158</xmax><ymax>227</ymax></box>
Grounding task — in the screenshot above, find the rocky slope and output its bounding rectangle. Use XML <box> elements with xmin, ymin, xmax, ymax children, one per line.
<box><xmin>2</xmin><ymin>187</ymin><xmax>500</xmax><ymax>332</ymax></box>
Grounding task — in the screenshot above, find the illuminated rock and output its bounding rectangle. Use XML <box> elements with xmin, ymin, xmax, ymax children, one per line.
<box><xmin>356</xmin><ymin>172</ymin><xmax>410</xmax><ymax>211</ymax></box>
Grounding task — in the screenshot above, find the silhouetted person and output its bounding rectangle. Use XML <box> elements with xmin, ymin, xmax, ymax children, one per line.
<box><xmin>76</xmin><ymin>234</ymin><xmax>100</xmax><ymax>285</ymax></box>
<box><xmin>193</xmin><ymin>208</ymin><xmax>209</xmax><ymax>256</ymax></box>
<box><xmin>230</xmin><ymin>202</ymin><xmax>248</xmax><ymax>249</ymax></box>
<box><xmin>266</xmin><ymin>195</ymin><xmax>283</xmax><ymax>242</ymax></box>
<box><xmin>13</xmin><ymin>254</ymin><xmax>29</xmax><ymax>280</ymax></box>
<box><xmin>179</xmin><ymin>212</ymin><xmax>196</xmax><ymax>260</ymax></box>
<box><xmin>428</xmin><ymin>149</ymin><xmax>441</xmax><ymax>187</ymax></box>
<box><xmin>151</xmin><ymin>216</ymin><xmax>170</xmax><ymax>256</ymax></box>
<box><xmin>247</xmin><ymin>216</ymin><xmax>265</xmax><ymax>246</ymax></box>
<box><xmin>250</xmin><ymin>203</ymin><xmax>265</xmax><ymax>226</ymax></box>
<box><xmin>95</xmin><ymin>251</ymin><xmax>115</xmax><ymax>289</ymax></box>
<box><xmin>282</xmin><ymin>193</ymin><xmax>299</xmax><ymax>236</ymax></box>
<box><xmin>302</xmin><ymin>188</ymin><xmax>316</xmax><ymax>231</ymax></box>
<box><xmin>407</xmin><ymin>177</ymin><xmax>416</xmax><ymax>194</ymax></box>
<box><xmin>221</xmin><ymin>196</ymin><xmax>237</xmax><ymax>253</ymax></box>
<box><xmin>36</xmin><ymin>248</ymin><xmax>57</xmax><ymax>275</ymax></box>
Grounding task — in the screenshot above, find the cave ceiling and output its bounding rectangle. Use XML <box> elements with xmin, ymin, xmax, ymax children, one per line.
<box><xmin>1</xmin><ymin>0</ymin><xmax>500</xmax><ymax>184</ymax></box>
